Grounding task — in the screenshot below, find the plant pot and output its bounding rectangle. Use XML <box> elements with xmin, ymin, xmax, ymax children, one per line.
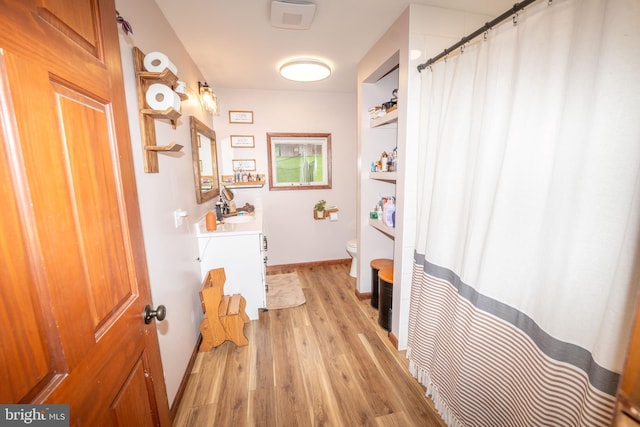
<box><xmin>314</xmin><ymin>209</ymin><xmax>326</xmax><ymax>220</ymax></box>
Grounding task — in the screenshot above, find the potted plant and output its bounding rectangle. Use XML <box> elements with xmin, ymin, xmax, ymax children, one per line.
<box><xmin>314</xmin><ymin>199</ymin><xmax>327</xmax><ymax>220</ymax></box>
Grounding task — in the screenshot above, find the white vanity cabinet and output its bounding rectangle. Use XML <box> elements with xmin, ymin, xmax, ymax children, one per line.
<box><xmin>195</xmin><ymin>213</ymin><xmax>267</xmax><ymax>320</ymax></box>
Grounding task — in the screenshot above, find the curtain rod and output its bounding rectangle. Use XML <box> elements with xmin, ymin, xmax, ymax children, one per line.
<box><xmin>417</xmin><ymin>0</ymin><xmax>540</xmax><ymax>72</ymax></box>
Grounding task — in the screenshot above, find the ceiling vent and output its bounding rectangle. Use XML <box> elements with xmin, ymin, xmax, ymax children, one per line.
<box><xmin>270</xmin><ymin>0</ymin><xmax>316</xmax><ymax>30</ymax></box>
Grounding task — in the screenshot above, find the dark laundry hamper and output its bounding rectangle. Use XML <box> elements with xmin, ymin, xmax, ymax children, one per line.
<box><xmin>378</xmin><ymin>265</ymin><xmax>393</xmax><ymax>331</ymax></box>
<box><xmin>370</xmin><ymin>258</ymin><xmax>393</xmax><ymax>309</ymax></box>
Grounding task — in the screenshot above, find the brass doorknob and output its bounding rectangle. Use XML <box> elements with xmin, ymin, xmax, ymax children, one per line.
<box><xmin>143</xmin><ymin>304</ymin><xmax>166</xmax><ymax>324</ymax></box>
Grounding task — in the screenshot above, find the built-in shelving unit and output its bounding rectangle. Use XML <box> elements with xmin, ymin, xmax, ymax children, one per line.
<box><xmin>365</xmin><ymin>74</ymin><xmax>399</xmax><ymax>241</ymax></box>
<box><xmin>357</xmin><ymin>10</ymin><xmax>406</xmax><ymax>350</ymax></box>
<box><xmin>357</xmin><ymin>46</ymin><xmax>400</xmax><ymax>318</ymax></box>
<box><xmin>133</xmin><ymin>47</ymin><xmax>186</xmax><ymax>173</ymax></box>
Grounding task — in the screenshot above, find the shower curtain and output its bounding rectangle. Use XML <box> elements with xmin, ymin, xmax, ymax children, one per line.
<box><xmin>408</xmin><ymin>0</ymin><xmax>640</xmax><ymax>425</ymax></box>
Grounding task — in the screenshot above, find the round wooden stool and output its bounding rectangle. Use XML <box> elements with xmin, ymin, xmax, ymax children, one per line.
<box><xmin>370</xmin><ymin>259</ymin><xmax>393</xmax><ymax>309</ymax></box>
<box><xmin>378</xmin><ymin>265</ymin><xmax>394</xmax><ymax>331</ymax></box>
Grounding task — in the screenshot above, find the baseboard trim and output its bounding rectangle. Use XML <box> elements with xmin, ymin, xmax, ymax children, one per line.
<box><xmin>170</xmin><ymin>335</ymin><xmax>201</xmax><ymax>421</ymax></box>
<box><xmin>266</xmin><ymin>258</ymin><xmax>351</xmax><ymax>274</ymax></box>
<box><xmin>389</xmin><ymin>331</ymin><xmax>398</xmax><ymax>349</ymax></box>
<box><xmin>354</xmin><ymin>288</ymin><xmax>371</xmax><ymax>301</ymax></box>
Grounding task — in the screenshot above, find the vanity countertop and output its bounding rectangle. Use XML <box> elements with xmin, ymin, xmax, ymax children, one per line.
<box><xmin>195</xmin><ymin>211</ymin><xmax>263</xmax><ymax>237</ymax></box>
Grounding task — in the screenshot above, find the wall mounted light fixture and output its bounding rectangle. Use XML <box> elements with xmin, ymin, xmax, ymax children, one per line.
<box><xmin>279</xmin><ymin>59</ymin><xmax>331</xmax><ymax>82</ymax></box>
<box><xmin>198</xmin><ymin>81</ymin><xmax>219</xmax><ymax>114</ymax></box>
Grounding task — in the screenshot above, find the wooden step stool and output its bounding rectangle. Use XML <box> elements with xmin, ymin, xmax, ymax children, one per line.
<box><xmin>199</xmin><ymin>268</ymin><xmax>249</xmax><ymax>351</ymax></box>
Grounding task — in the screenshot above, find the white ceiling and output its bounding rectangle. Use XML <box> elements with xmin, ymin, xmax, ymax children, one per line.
<box><xmin>154</xmin><ymin>0</ymin><xmax>515</xmax><ymax>93</ymax></box>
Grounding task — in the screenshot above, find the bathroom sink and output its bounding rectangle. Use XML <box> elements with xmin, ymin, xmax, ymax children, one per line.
<box><xmin>224</xmin><ymin>215</ymin><xmax>254</xmax><ymax>224</ymax></box>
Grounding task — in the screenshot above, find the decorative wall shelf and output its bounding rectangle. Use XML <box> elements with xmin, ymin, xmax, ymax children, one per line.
<box><xmin>133</xmin><ymin>46</ymin><xmax>185</xmax><ymax>173</ymax></box>
<box><xmin>223</xmin><ymin>181</ymin><xmax>265</xmax><ymax>189</ymax></box>
<box><xmin>144</xmin><ymin>142</ymin><xmax>183</xmax><ymax>152</ymax></box>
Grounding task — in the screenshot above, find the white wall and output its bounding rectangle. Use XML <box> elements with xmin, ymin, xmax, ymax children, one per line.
<box><xmin>212</xmin><ymin>88</ymin><xmax>357</xmax><ymax>266</ymax></box>
<box><xmin>115</xmin><ymin>0</ymin><xmax>357</xmax><ymax>406</ymax></box>
<box><xmin>116</xmin><ymin>0</ymin><xmax>211</xmax><ymax>405</ymax></box>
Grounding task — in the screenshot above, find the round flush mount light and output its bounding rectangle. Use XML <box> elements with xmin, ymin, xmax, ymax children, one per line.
<box><xmin>279</xmin><ymin>59</ymin><xmax>331</xmax><ymax>82</ymax></box>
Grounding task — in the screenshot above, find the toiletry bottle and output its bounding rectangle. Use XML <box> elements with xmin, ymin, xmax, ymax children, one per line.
<box><xmin>392</xmin><ymin>147</ymin><xmax>398</xmax><ymax>172</ymax></box>
<box><xmin>206</xmin><ymin>211</ymin><xmax>217</xmax><ymax>231</ymax></box>
<box><xmin>385</xmin><ymin>197</ymin><xmax>396</xmax><ymax>227</ymax></box>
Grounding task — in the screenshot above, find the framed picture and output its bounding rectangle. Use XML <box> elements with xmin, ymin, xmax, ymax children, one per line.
<box><xmin>229</xmin><ymin>110</ymin><xmax>254</xmax><ymax>124</ymax></box>
<box><xmin>230</xmin><ymin>135</ymin><xmax>255</xmax><ymax>148</ymax></box>
<box><xmin>266</xmin><ymin>132</ymin><xmax>332</xmax><ymax>191</ymax></box>
<box><xmin>232</xmin><ymin>159</ymin><xmax>256</xmax><ymax>171</ymax></box>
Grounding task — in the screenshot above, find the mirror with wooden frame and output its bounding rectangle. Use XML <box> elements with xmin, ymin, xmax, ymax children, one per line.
<box><xmin>190</xmin><ymin>116</ymin><xmax>220</xmax><ymax>203</ymax></box>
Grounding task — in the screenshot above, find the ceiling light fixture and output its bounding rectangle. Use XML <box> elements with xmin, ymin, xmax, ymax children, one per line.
<box><xmin>198</xmin><ymin>81</ymin><xmax>219</xmax><ymax>114</ymax></box>
<box><xmin>279</xmin><ymin>59</ymin><xmax>331</xmax><ymax>82</ymax></box>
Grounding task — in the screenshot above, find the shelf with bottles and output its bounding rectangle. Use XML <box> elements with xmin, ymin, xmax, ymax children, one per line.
<box><xmin>369</xmin><ymin>196</ymin><xmax>396</xmax><ymax>237</ymax></box>
<box><xmin>224</xmin><ymin>181</ymin><xmax>265</xmax><ymax>189</ymax></box>
<box><xmin>370</xmin><ymin>147</ymin><xmax>398</xmax><ymax>178</ymax></box>
<box><xmin>368</xmin><ymin>88</ymin><xmax>399</xmax><ymax>128</ymax></box>
<box><xmin>369</xmin><ymin>218</ymin><xmax>395</xmax><ymax>238</ymax></box>
<box><xmin>221</xmin><ymin>173</ymin><xmax>265</xmax><ymax>189</ymax></box>
<box><xmin>370</xmin><ymin>108</ymin><xmax>398</xmax><ymax>128</ymax></box>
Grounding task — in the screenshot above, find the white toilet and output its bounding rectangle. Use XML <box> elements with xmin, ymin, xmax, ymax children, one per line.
<box><xmin>346</xmin><ymin>239</ymin><xmax>358</xmax><ymax>278</ymax></box>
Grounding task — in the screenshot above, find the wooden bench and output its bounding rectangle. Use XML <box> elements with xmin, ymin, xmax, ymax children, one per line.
<box><xmin>199</xmin><ymin>268</ymin><xmax>249</xmax><ymax>351</ymax></box>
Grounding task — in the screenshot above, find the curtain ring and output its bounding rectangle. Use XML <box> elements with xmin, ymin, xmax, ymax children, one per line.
<box><xmin>513</xmin><ymin>12</ymin><xmax>518</xmax><ymax>25</ymax></box>
<box><xmin>460</xmin><ymin>44</ymin><xmax>465</xmax><ymax>54</ymax></box>
<box><xmin>548</xmin><ymin>0</ymin><xmax>553</xmax><ymax>4</ymax></box>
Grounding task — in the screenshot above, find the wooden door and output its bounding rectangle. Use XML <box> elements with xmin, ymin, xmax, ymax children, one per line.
<box><xmin>0</xmin><ymin>0</ymin><xmax>171</xmax><ymax>425</ymax></box>
<box><xmin>613</xmin><ymin>291</ymin><xmax>640</xmax><ymax>426</ymax></box>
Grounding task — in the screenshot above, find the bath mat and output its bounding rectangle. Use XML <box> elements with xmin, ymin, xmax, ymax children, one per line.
<box><xmin>266</xmin><ymin>272</ymin><xmax>306</xmax><ymax>310</ymax></box>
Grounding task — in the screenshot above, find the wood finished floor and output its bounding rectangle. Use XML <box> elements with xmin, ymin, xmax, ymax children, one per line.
<box><xmin>173</xmin><ymin>263</ymin><xmax>446</xmax><ymax>426</ymax></box>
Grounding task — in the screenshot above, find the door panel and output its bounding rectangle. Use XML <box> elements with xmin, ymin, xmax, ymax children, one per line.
<box><xmin>37</xmin><ymin>0</ymin><xmax>99</xmax><ymax>56</ymax></box>
<box><xmin>54</xmin><ymin>82</ymin><xmax>135</xmax><ymax>330</ymax></box>
<box><xmin>0</xmin><ymin>67</ymin><xmax>62</xmax><ymax>404</ymax></box>
<box><xmin>0</xmin><ymin>0</ymin><xmax>170</xmax><ymax>424</ymax></box>
<box><xmin>111</xmin><ymin>353</ymin><xmax>157</xmax><ymax>426</ymax></box>
<box><xmin>0</xmin><ymin>48</ymin><xmax>71</xmax><ymax>403</ymax></box>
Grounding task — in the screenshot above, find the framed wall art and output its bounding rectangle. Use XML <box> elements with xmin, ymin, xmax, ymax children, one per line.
<box><xmin>229</xmin><ymin>110</ymin><xmax>254</xmax><ymax>124</ymax></box>
<box><xmin>232</xmin><ymin>159</ymin><xmax>256</xmax><ymax>171</ymax></box>
<box><xmin>230</xmin><ymin>135</ymin><xmax>255</xmax><ymax>148</ymax></box>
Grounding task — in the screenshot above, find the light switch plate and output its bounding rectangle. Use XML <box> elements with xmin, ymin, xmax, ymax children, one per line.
<box><xmin>174</xmin><ymin>209</ymin><xmax>188</xmax><ymax>228</ymax></box>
